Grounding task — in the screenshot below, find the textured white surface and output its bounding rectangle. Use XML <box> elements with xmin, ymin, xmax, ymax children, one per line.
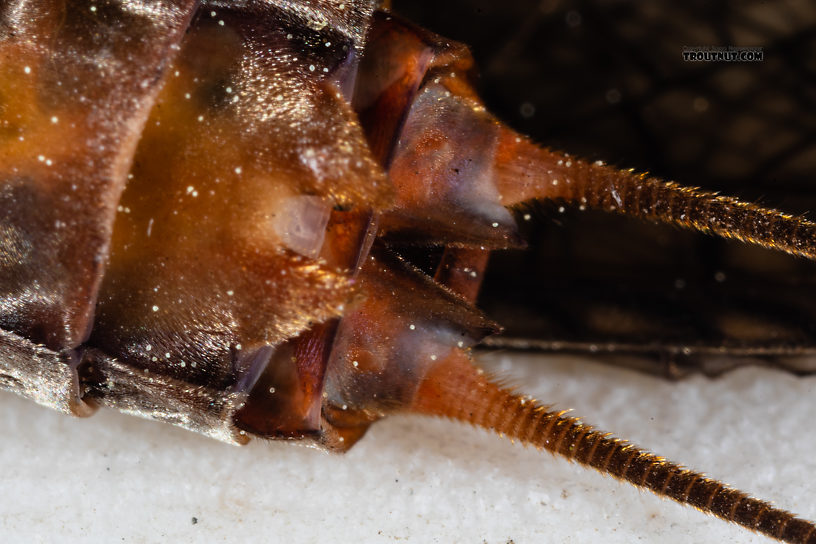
<box><xmin>1</xmin><ymin>352</ymin><xmax>814</xmax><ymax>543</ymax></box>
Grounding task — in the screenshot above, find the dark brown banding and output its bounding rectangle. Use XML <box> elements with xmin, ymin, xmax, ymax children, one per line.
<box><xmin>410</xmin><ymin>352</ymin><xmax>816</xmax><ymax>544</ymax></box>
<box><xmin>598</xmin><ymin>440</ymin><xmax>621</xmax><ymax>474</ymax></box>
<box><xmin>522</xmin><ymin>406</ymin><xmax>548</xmax><ymax>445</ymax></box>
<box><xmin>550</xmin><ymin>418</ymin><xmax>573</xmax><ymax>456</ymax></box>
<box><xmin>568</xmin><ymin>426</ymin><xmax>590</xmax><ymax>463</ymax></box>
<box><xmin>618</xmin><ymin>449</ymin><xmax>639</xmax><ymax>481</ymax></box>
<box><xmin>494</xmin><ymin>138</ymin><xmax>816</xmax><ymax>261</ymax></box>
<box><xmin>578</xmin><ymin>431</ymin><xmax>603</xmax><ymax>467</ymax></box>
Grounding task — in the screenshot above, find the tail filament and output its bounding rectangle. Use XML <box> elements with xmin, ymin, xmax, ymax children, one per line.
<box><xmin>410</xmin><ymin>354</ymin><xmax>816</xmax><ymax>543</ymax></box>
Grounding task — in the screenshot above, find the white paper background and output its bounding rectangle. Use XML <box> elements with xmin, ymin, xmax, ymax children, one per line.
<box><xmin>1</xmin><ymin>352</ymin><xmax>814</xmax><ymax>543</ymax></box>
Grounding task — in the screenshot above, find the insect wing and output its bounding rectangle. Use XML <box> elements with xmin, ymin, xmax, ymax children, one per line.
<box><xmin>399</xmin><ymin>1</ymin><xmax>816</xmax><ymax>377</ymax></box>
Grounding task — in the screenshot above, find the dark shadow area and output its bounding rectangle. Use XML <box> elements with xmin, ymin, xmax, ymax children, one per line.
<box><xmin>393</xmin><ymin>1</ymin><xmax>816</xmax><ymax>376</ymax></box>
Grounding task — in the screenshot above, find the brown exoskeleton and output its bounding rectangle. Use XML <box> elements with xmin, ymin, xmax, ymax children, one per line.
<box><xmin>0</xmin><ymin>1</ymin><xmax>814</xmax><ymax>542</ymax></box>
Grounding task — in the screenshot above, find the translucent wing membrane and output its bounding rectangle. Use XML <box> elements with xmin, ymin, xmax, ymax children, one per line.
<box><xmin>400</xmin><ymin>0</ymin><xmax>816</xmax><ymax>376</ymax></box>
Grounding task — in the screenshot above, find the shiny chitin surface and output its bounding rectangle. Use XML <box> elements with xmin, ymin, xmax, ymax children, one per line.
<box><xmin>1</xmin><ymin>2</ymin><xmax>815</xmax><ymax>543</ymax></box>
